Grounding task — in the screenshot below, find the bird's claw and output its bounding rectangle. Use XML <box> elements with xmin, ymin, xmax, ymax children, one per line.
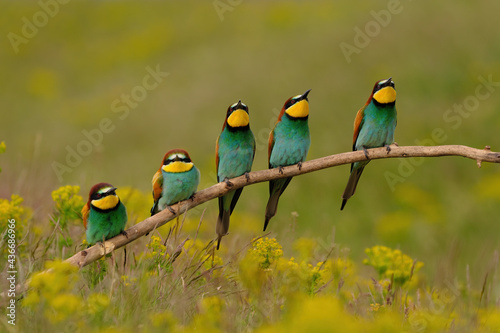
<box><xmin>385</xmin><ymin>145</ymin><xmax>391</xmax><ymax>154</ymax></box>
<box><xmin>278</xmin><ymin>166</ymin><xmax>284</xmax><ymax>174</ymax></box>
<box><xmin>121</xmin><ymin>230</ymin><xmax>128</xmax><ymax>239</ymax></box>
<box><xmin>190</xmin><ymin>193</ymin><xmax>196</xmax><ymax>201</ymax></box>
<box><xmin>362</xmin><ymin>146</ymin><xmax>370</xmax><ymax>160</ymax></box>
<box><xmin>297</xmin><ymin>161</ymin><xmax>303</xmax><ymax>170</ymax></box>
<box><xmin>167</xmin><ymin>206</ymin><xmax>176</xmax><ymax>214</ymax></box>
<box><xmin>244</xmin><ymin>172</ymin><xmax>250</xmax><ymax>182</ymax></box>
<box><xmin>224</xmin><ymin>178</ymin><xmax>234</xmax><ymax>188</ymax></box>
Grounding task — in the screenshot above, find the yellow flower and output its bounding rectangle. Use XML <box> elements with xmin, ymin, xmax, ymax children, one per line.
<box><xmin>0</xmin><ymin>194</ymin><xmax>29</xmax><ymax>255</ymax></box>
<box><xmin>251</xmin><ymin>237</ymin><xmax>283</xmax><ymax>269</ymax></box>
<box><xmin>149</xmin><ymin>310</ymin><xmax>176</xmax><ymax>328</ymax></box>
<box><xmin>292</xmin><ymin>237</ymin><xmax>317</xmax><ymax>260</ymax></box>
<box><xmin>145</xmin><ymin>235</ymin><xmax>171</xmax><ymax>272</ymax></box>
<box><xmin>46</xmin><ymin>294</ymin><xmax>82</xmax><ymax>323</ymax></box>
<box><xmin>24</xmin><ymin>260</ymin><xmax>81</xmax><ymax>324</ymax></box>
<box><xmin>364</xmin><ymin>245</ymin><xmax>423</xmax><ymax>286</ymax></box>
<box><xmin>87</xmin><ymin>293</ymin><xmax>110</xmax><ymax>315</ymax></box>
<box><xmin>51</xmin><ymin>185</ymin><xmax>84</xmax><ymax>227</ymax></box>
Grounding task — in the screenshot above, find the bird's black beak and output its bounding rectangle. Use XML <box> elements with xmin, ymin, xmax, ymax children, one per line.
<box><xmin>300</xmin><ymin>89</ymin><xmax>312</xmax><ymax>101</ymax></box>
<box><xmin>235</xmin><ymin>100</ymin><xmax>243</xmax><ymax>109</ymax></box>
<box><xmin>106</xmin><ymin>187</ymin><xmax>118</xmax><ymax>195</ymax></box>
<box><xmin>382</xmin><ymin>77</ymin><xmax>394</xmax><ymax>88</ymax></box>
<box><xmin>232</xmin><ymin>99</ymin><xmax>247</xmax><ymax>112</ymax></box>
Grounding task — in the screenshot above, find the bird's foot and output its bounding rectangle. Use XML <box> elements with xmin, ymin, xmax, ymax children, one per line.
<box><xmin>385</xmin><ymin>144</ymin><xmax>391</xmax><ymax>154</ymax></box>
<box><xmin>224</xmin><ymin>178</ymin><xmax>234</xmax><ymax>188</ymax></box>
<box><xmin>167</xmin><ymin>205</ymin><xmax>176</xmax><ymax>214</ymax></box>
<box><xmin>278</xmin><ymin>166</ymin><xmax>284</xmax><ymax>174</ymax></box>
<box><xmin>244</xmin><ymin>172</ymin><xmax>250</xmax><ymax>182</ymax></box>
<box><xmin>297</xmin><ymin>161</ymin><xmax>302</xmax><ymax>171</ymax></box>
<box><xmin>190</xmin><ymin>193</ymin><xmax>196</xmax><ymax>201</ymax></box>
<box><xmin>362</xmin><ymin>146</ymin><xmax>370</xmax><ymax>159</ymax></box>
<box><xmin>121</xmin><ymin>230</ymin><xmax>128</xmax><ymax>239</ymax></box>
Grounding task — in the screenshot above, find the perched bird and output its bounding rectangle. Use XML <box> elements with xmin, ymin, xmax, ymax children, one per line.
<box><xmin>151</xmin><ymin>149</ymin><xmax>200</xmax><ymax>215</ymax></box>
<box><xmin>81</xmin><ymin>183</ymin><xmax>128</xmax><ymax>245</ymax></box>
<box><xmin>340</xmin><ymin>77</ymin><xmax>397</xmax><ymax>210</ymax></box>
<box><xmin>216</xmin><ymin>100</ymin><xmax>256</xmax><ymax>249</ymax></box>
<box><xmin>264</xmin><ymin>89</ymin><xmax>311</xmax><ymax>231</ymax></box>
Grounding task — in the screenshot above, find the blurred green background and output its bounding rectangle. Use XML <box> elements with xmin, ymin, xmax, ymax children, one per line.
<box><xmin>2</xmin><ymin>0</ymin><xmax>500</xmax><ymax>285</ymax></box>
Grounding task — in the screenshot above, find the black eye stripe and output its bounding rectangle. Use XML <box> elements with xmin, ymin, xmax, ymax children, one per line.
<box><xmin>166</xmin><ymin>157</ymin><xmax>191</xmax><ymax>164</ymax></box>
<box><xmin>286</xmin><ymin>98</ymin><xmax>298</xmax><ymax>109</ymax></box>
<box><xmin>91</xmin><ymin>192</ymin><xmax>104</xmax><ymax>200</ymax></box>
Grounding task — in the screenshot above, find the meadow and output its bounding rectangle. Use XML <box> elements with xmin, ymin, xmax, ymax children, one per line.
<box><xmin>1</xmin><ymin>0</ymin><xmax>500</xmax><ymax>331</ymax></box>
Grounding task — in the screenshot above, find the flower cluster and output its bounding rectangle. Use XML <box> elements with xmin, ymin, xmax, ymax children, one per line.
<box><xmin>251</xmin><ymin>237</ymin><xmax>284</xmax><ymax>269</ymax></box>
<box><xmin>0</xmin><ymin>194</ymin><xmax>29</xmax><ymax>254</ymax></box>
<box><xmin>363</xmin><ymin>245</ymin><xmax>423</xmax><ymax>286</ymax></box>
<box><xmin>145</xmin><ymin>235</ymin><xmax>171</xmax><ymax>273</ymax></box>
<box><xmin>51</xmin><ymin>185</ymin><xmax>84</xmax><ymax>228</ymax></box>
<box><xmin>24</xmin><ymin>260</ymin><xmax>82</xmax><ymax>324</ymax></box>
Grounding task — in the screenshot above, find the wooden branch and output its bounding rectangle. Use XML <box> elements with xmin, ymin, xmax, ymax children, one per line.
<box><xmin>2</xmin><ymin>144</ymin><xmax>498</xmax><ymax>299</ymax></box>
<box><xmin>64</xmin><ymin>144</ymin><xmax>500</xmax><ymax>268</ymax></box>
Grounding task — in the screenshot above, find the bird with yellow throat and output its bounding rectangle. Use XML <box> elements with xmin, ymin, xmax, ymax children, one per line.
<box><xmin>341</xmin><ymin>77</ymin><xmax>397</xmax><ymax>210</ymax></box>
<box><xmin>216</xmin><ymin>100</ymin><xmax>255</xmax><ymax>249</ymax></box>
<box><xmin>151</xmin><ymin>149</ymin><xmax>200</xmax><ymax>215</ymax></box>
<box><xmin>82</xmin><ymin>183</ymin><xmax>128</xmax><ymax>245</ymax></box>
<box><xmin>265</xmin><ymin>89</ymin><xmax>311</xmax><ymax>231</ymax></box>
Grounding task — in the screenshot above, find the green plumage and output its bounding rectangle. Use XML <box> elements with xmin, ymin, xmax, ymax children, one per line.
<box><xmin>86</xmin><ymin>202</ymin><xmax>127</xmax><ymax>245</ymax></box>
<box><xmin>216</xmin><ymin>108</ymin><xmax>255</xmax><ymax>249</ymax></box>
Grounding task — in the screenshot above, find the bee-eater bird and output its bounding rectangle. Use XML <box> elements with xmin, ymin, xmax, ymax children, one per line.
<box><xmin>216</xmin><ymin>100</ymin><xmax>256</xmax><ymax>249</ymax></box>
<box><xmin>151</xmin><ymin>149</ymin><xmax>200</xmax><ymax>215</ymax></box>
<box><xmin>81</xmin><ymin>183</ymin><xmax>128</xmax><ymax>245</ymax></box>
<box><xmin>264</xmin><ymin>89</ymin><xmax>311</xmax><ymax>231</ymax></box>
<box><xmin>340</xmin><ymin>77</ymin><xmax>397</xmax><ymax>210</ymax></box>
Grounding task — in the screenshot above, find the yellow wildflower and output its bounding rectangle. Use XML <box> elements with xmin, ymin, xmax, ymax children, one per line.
<box><xmin>364</xmin><ymin>245</ymin><xmax>423</xmax><ymax>286</ymax></box>
<box><xmin>51</xmin><ymin>185</ymin><xmax>84</xmax><ymax>227</ymax></box>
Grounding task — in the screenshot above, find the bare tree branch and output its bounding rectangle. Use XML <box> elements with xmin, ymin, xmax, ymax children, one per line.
<box><xmin>64</xmin><ymin>144</ymin><xmax>499</xmax><ymax>268</ymax></box>
<box><xmin>3</xmin><ymin>144</ymin><xmax>499</xmax><ymax>298</ymax></box>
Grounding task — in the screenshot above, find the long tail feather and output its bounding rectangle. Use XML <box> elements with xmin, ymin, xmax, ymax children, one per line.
<box><xmin>216</xmin><ymin>193</ymin><xmax>232</xmax><ymax>250</ymax></box>
<box><xmin>216</xmin><ymin>208</ymin><xmax>230</xmax><ymax>250</ymax></box>
<box><xmin>341</xmin><ymin>165</ymin><xmax>365</xmax><ymax>210</ymax></box>
<box><xmin>150</xmin><ymin>201</ymin><xmax>158</xmax><ymax>216</ymax></box>
<box><xmin>264</xmin><ymin>177</ymin><xmax>292</xmax><ymax>231</ymax></box>
<box><xmin>264</xmin><ymin>192</ymin><xmax>280</xmax><ymax>231</ymax></box>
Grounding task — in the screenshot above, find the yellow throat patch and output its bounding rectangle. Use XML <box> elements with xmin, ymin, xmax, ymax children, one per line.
<box><xmin>373</xmin><ymin>86</ymin><xmax>396</xmax><ymax>104</ymax></box>
<box><xmin>227</xmin><ymin>109</ymin><xmax>249</xmax><ymax>127</ymax></box>
<box><xmin>92</xmin><ymin>195</ymin><xmax>119</xmax><ymax>210</ymax></box>
<box><xmin>286</xmin><ymin>99</ymin><xmax>309</xmax><ymax>118</ymax></box>
<box><xmin>163</xmin><ymin>161</ymin><xmax>194</xmax><ymax>173</ymax></box>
